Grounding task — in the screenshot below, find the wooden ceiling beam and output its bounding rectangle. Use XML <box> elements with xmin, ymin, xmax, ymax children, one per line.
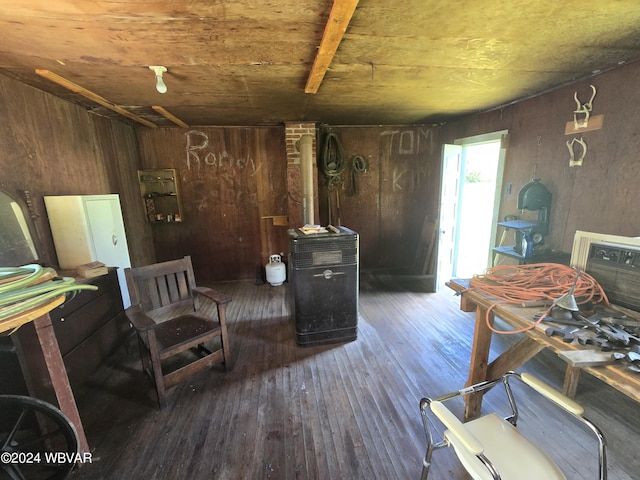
<box><xmin>304</xmin><ymin>0</ymin><xmax>360</xmax><ymax>94</ymax></box>
<box><xmin>151</xmin><ymin>106</ymin><xmax>189</xmax><ymax>128</ymax></box>
<box><xmin>35</xmin><ymin>69</ymin><xmax>158</xmax><ymax>128</ymax></box>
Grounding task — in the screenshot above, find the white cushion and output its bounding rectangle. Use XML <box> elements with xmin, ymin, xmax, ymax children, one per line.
<box><xmin>445</xmin><ymin>413</ymin><xmax>566</xmax><ymax>480</ymax></box>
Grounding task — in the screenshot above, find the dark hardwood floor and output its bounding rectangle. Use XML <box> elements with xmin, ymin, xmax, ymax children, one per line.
<box><xmin>68</xmin><ymin>274</ymin><xmax>640</xmax><ymax>480</ymax></box>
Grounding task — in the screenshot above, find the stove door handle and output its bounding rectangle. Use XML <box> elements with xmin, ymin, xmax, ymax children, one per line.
<box><xmin>313</xmin><ymin>269</ymin><xmax>345</xmax><ymax>279</ymax></box>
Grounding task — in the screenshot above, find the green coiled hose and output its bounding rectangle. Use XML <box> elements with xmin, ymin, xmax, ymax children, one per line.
<box><xmin>0</xmin><ymin>264</ymin><xmax>98</xmax><ymax>323</ymax></box>
<box><xmin>0</xmin><ymin>264</ymin><xmax>48</xmax><ymax>293</ymax></box>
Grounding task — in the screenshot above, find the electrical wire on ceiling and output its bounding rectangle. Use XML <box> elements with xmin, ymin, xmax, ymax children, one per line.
<box><xmin>466</xmin><ymin>263</ymin><xmax>609</xmax><ymax>335</ymax></box>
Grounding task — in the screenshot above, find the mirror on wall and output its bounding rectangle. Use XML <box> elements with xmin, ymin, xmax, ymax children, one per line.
<box><xmin>0</xmin><ymin>190</ymin><xmax>40</xmax><ymax>266</ymax></box>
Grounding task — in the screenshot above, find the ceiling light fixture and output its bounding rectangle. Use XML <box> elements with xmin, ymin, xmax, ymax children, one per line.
<box><xmin>149</xmin><ymin>66</ymin><xmax>168</xmax><ymax>93</ymax></box>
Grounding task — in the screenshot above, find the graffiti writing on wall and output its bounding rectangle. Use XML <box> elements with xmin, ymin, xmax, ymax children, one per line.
<box><xmin>380</xmin><ymin>128</ymin><xmax>433</xmax><ymax>157</ymax></box>
<box><xmin>379</xmin><ymin>128</ymin><xmax>433</xmax><ymax>192</ymax></box>
<box><xmin>185</xmin><ymin>130</ymin><xmax>256</xmax><ymax>175</ymax></box>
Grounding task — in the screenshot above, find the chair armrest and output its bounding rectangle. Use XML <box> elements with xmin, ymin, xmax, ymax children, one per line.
<box><xmin>521</xmin><ymin>372</ymin><xmax>585</xmax><ymax>416</ymax></box>
<box><xmin>125</xmin><ymin>305</ymin><xmax>156</xmax><ymax>331</ymax></box>
<box><xmin>192</xmin><ymin>286</ymin><xmax>231</xmax><ymax>305</ymax></box>
<box><xmin>430</xmin><ymin>400</ymin><xmax>484</xmax><ymax>456</ymax></box>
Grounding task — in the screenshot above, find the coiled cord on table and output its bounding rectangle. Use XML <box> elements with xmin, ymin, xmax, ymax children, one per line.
<box><xmin>466</xmin><ymin>263</ymin><xmax>609</xmax><ymax>334</ymax></box>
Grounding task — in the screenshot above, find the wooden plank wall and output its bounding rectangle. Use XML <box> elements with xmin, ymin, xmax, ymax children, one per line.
<box><xmin>316</xmin><ymin>126</ymin><xmax>441</xmax><ymax>271</ymax></box>
<box><xmin>1</xmin><ymin>72</ymin><xmax>443</xmax><ymax>283</ymax></box>
<box><xmin>136</xmin><ymin>125</ymin><xmax>442</xmax><ymax>282</ymax></box>
<box><xmin>136</xmin><ymin>127</ymin><xmax>288</xmax><ymax>282</ymax></box>
<box><xmin>0</xmin><ymin>74</ymin><xmax>154</xmax><ymax>270</ymax></box>
<box><xmin>439</xmin><ymin>60</ymin><xmax>640</xmax><ymax>255</ymax></box>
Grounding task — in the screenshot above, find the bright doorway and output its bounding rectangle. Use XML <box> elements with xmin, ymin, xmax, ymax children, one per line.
<box><xmin>436</xmin><ymin>131</ymin><xmax>507</xmax><ymax>290</ymax></box>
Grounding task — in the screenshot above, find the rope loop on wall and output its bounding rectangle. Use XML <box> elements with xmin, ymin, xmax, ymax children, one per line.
<box><xmin>320</xmin><ymin>132</ymin><xmax>347</xmax><ymax>223</ymax></box>
<box><xmin>466</xmin><ymin>263</ymin><xmax>609</xmax><ymax>335</ymax></box>
<box><xmin>320</xmin><ymin>132</ymin><xmax>346</xmax><ymax>181</ymax></box>
<box><xmin>350</xmin><ymin>155</ymin><xmax>367</xmax><ymax>195</ymax></box>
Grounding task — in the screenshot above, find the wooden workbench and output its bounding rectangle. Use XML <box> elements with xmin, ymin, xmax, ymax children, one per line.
<box><xmin>448</xmin><ymin>279</ymin><xmax>640</xmax><ymax>420</ymax></box>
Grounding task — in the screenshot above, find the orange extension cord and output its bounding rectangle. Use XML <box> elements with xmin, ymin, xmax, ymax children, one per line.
<box><xmin>466</xmin><ymin>263</ymin><xmax>610</xmax><ymax>335</ymax></box>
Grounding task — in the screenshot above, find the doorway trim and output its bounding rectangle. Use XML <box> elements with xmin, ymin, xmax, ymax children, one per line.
<box><xmin>436</xmin><ymin>130</ymin><xmax>508</xmax><ymax>290</ymax></box>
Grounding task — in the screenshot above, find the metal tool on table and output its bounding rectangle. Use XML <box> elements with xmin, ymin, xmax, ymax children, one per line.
<box><xmin>553</xmin><ymin>272</ymin><xmax>580</xmax><ymax>312</ymax></box>
<box><xmin>535</xmin><ymin>309</ymin><xmax>634</xmax><ymax>349</ymax></box>
<box><xmin>533</xmin><ymin>275</ymin><xmax>640</xmax><ymax>361</ymax></box>
<box><xmin>613</xmin><ymin>350</ymin><xmax>640</xmax><ymax>363</ymax></box>
<box><xmin>612</xmin><ymin>347</ymin><xmax>640</xmax><ymax>372</ymax></box>
<box><xmin>538</xmin><ymin>311</ymin><xmax>586</xmax><ymax>343</ymax></box>
<box><xmin>572</xmin><ymin>311</ymin><xmax>640</xmax><ymax>347</ymax></box>
<box><xmin>593</xmin><ymin>304</ymin><xmax>630</xmax><ymax>323</ymax></box>
<box><xmin>545</xmin><ymin>325</ymin><xmax>582</xmax><ymax>342</ymax></box>
<box><xmin>539</xmin><ymin>316</ymin><xmax>585</xmax><ymax>327</ymax></box>
<box><xmin>538</xmin><ymin>272</ymin><xmax>582</xmax><ymax>343</ymax></box>
<box><xmin>577</xmin><ymin>336</ymin><xmax>617</xmax><ymax>352</ymax></box>
<box><xmin>599</xmin><ymin>322</ymin><xmax>640</xmax><ymax>346</ymax></box>
<box><xmin>534</xmin><ymin>304</ymin><xmax>580</xmax><ymax>327</ymax></box>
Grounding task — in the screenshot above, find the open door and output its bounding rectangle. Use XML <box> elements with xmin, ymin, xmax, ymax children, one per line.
<box><xmin>435</xmin><ymin>132</ymin><xmax>507</xmax><ymax>290</ymax></box>
<box><xmin>436</xmin><ymin>144</ymin><xmax>462</xmax><ymax>291</ymax></box>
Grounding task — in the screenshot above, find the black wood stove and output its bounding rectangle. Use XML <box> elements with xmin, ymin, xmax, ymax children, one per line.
<box><xmin>288</xmin><ymin>226</ymin><xmax>359</xmax><ymax>346</ymax></box>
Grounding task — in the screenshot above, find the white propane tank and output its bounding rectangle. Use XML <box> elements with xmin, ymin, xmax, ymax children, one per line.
<box><xmin>265</xmin><ymin>254</ymin><xmax>286</xmax><ymax>286</ymax></box>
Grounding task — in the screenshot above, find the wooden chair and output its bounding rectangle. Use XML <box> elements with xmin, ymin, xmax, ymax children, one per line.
<box><xmin>124</xmin><ymin>256</ymin><xmax>231</xmax><ymax>407</ymax></box>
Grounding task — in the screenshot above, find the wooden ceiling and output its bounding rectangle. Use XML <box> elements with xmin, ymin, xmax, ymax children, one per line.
<box><xmin>2</xmin><ymin>1</ymin><xmax>640</xmax><ymax>128</ymax></box>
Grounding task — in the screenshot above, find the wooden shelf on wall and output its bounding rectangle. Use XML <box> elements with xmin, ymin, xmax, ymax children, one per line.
<box><xmin>565</xmin><ymin>114</ymin><xmax>604</xmax><ymax>135</ymax></box>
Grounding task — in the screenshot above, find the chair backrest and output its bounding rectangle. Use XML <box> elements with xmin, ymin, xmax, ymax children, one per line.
<box><xmin>125</xmin><ymin>256</ymin><xmax>198</xmax><ymax>315</ymax></box>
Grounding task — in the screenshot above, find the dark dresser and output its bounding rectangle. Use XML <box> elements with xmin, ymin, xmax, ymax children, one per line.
<box><xmin>0</xmin><ymin>268</ymin><xmax>130</xmax><ymax>395</ymax></box>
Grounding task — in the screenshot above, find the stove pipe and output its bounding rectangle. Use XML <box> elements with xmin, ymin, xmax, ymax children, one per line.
<box><xmin>299</xmin><ymin>134</ymin><xmax>314</xmax><ymax>225</ymax></box>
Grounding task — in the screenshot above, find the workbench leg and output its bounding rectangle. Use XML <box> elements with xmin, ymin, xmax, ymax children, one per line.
<box><xmin>563</xmin><ymin>364</ymin><xmax>580</xmax><ymax>399</ymax></box>
<box><xmin>32</xmin><ymin>314</ymin><xmax>90</xmax><ymax>455</ymax></box>
<box><xmin>465</xmin><ymin>306</ymin><xmax>493</xmax><ymax>420</ymax></box>
<box><xmin>487</xmin><ymin>337</ymin><xmax>544</xmax><ymax>380</ymax></box>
